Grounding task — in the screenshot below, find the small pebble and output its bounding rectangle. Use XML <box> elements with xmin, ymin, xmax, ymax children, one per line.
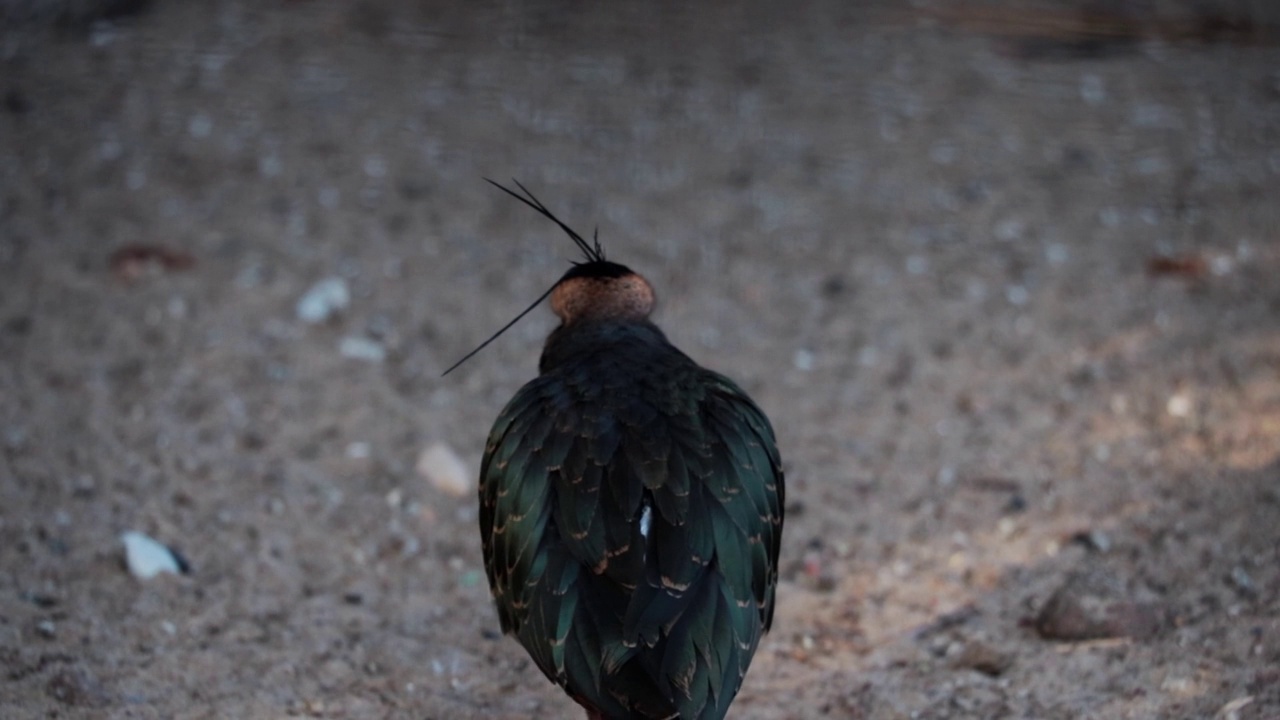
<box><xmin>5</xmin><ymin>425</ymin><xmax>27</xmax><ymax>450</ymax></box>
<box><xmin>996</xmin><ymin>517</ymin><xmax>1018</xmax><ymax>538</ymax></box>
<box><xmin>416</xmin><ymin>442</ymin><xmax>471</xmax><ymax>497</ymax></box>
<box><xmin>120</xmin><ymin>531</ymin><xmax>185</xmax><ymax>579</ymax></box>
<box><xmin>363</xmin><ymin>155</ymin><xmax>388</xmax><ymax>178</ymax></box>
<box><xmin>1228</xmin><ymin>567</ymin><xmax>1257</xmax><ymax>598</ymax></box>
<box><xmin>235</xmin><ymin>263</ymin><xmax>266</xmax><ymax>289</ymax></box>
<box><xmin>1134</xmin><ymin>155</ymin><xmax>1169</xmax><ymax>176</ymax></box>
<box><xmin>126</xmin><ymin>167</ymin><xmax>147</xmax><ymax>190</ymax></box>
<box><xmin>1161</xmin><ymin>676</ymin><xmax>1199</xmax><ymax>695</ymax></box>
<box><xmin>1110</xmin><ymin>394</ymin><xmax>1128</xmax><ymax>415</ymax></box>
<box><xmin>318</xmin><ymin>187</ymin><xmax>341</xmax><ymax>208</ymax></box>
<box><xmin>950</xmin><ymin>640</ymin><xmax>1013</xmax><ymax>677</ymax></box>
<box><xmin>259</xmin><ymin>155</ymin><xmax>283</xmax><ymax>177</ymax></box>
<box><xmin>188</xmin><ymin>113</ymin><xmax>213</xmax><ymax>138</ymax></box>
<box><xmin>929</xmin><ymin>142</ymin><xmax>956</xmax><ymax>165</ymax></box>
<box><xmin>89</xmin><ymin>22</ymin><xmax>117</xmax><ymax>48</ymax></box>
<box><xmin>339</xmin><ymin>336</ymin><xmax>386</xmax><ymax>362</ymax></box>
<box><xmin>1079</xmin><ymin>74</ymin><xmax>1106</xmax><ymax>106</ymax></box>
<box><xmin>1069</xmin><ymin>529</ymin><xmax>1111</xmax><ymax>553</ymax></box>
<box><xmin>1215</xmin><ymin>696</ymin><xmax>1255</xmax><ymax>720</ymax></box>
<box><xmin>994</xmin><ymin>218</ymin><xmax>1024</xmax><ymax>241</ymax></box>
<box><xmin>936</xmin><ymin>466</ymin><xmax>956</xmax><ymax>486</ymax></box>
<box><xmin>99</xmin><ymin>138</ymin><xmax>123</xmax><ymax>161</ymax></box>
<box><xmin>36</xmin><ymin>620</ymin><xmax>56</xmax><ymax>638</ymax></box>
<box><xmin>1003</xmin><ymin>494</ymin><xmax>1027</xmax><ymax>514</ymax></box>
<box><xmin>296</xmin><ymin>278</ymin><xmax>350</xmax><ymax>324</ymax></box>
<box><xmin>1045</xmin><ymin>243</ymin><xmax>1068</xmax><ymax>265</ymax></box>
<box><xmin>45</xmin><ymin>668</ymin><xmax>107</xmax><ymax>707</ymax></box>
<box><xmin>1166</xmin><ymin>393</ymin><xmax>1192</xmax><ymax>418</ymax></box>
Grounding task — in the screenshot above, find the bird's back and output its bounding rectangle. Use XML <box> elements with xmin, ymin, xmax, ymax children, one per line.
<box><xmin>480</xmin><ymin>319</ymin><xmax>784</xmax><ymax>720</ymax></box>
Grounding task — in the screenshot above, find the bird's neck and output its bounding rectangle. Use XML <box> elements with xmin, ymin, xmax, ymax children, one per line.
<box><xmin>538</xmin><ymin>318</ymin><xmax>673</xmax><ymax>375</ymax></box>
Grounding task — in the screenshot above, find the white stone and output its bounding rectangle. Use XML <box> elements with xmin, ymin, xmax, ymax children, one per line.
<box><xmin>1167</xmin><ymin>393</ymin><xmax>1192</xmax><ymax>418</ymax></box>
<box><xmin>339</xmin><ymin>336</ymin><xmax>386</xmax><ymax>362</ymax></box>
<box><xmin>121</xmin><ymin>531</ymin><xmax>182</xmax><ymax>579</ymax></box>
<box><xmin>416</xmin><ymin>442</ymin><xmax>471</xmax><ymax>497</ymax></box>
<box><xmin>296</xmin><ymin>278</ymin><xmax>350</xmax><ymax>324</ymax></box>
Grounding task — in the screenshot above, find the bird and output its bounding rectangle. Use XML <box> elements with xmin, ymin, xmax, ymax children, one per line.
<box><xmin>466</xmin><ymin>180</ymin><xmax>784</xmax><ymax>720</ymax></box>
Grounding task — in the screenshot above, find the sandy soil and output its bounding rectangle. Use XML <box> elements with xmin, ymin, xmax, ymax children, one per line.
<box><xmin>2</xmin><ymin>1</ymin><xmax>1278</xmax><ymax>718</ymax></box>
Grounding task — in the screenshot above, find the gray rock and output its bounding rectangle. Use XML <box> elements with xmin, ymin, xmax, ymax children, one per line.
<box><xmin>1035</xmin><ymin>566</ymin><xmax>1167</xmax><ymax>641</ymax></box>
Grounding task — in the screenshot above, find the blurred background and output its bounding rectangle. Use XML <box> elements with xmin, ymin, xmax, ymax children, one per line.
<box><xmin>1</xmin><ymin>1</ymin><xmax>1278</xmax><ymax>717</ymax></box>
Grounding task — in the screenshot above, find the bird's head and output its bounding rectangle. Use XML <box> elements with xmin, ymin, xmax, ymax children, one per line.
<box><xmin>441</xmin><ymin>179</ymin><xmax>654</xmax><ymax>376</ymax></box>
<box><xmin>551</xmin><ymin>260</ymin><xmax>655</xmax><ymax>325</ymax></box>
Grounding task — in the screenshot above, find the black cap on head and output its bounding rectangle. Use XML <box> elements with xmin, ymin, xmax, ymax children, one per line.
<box><xmin>559</xmin><ymin>260</ymin><xmax>633</xmax><ymax>283</ymax></box>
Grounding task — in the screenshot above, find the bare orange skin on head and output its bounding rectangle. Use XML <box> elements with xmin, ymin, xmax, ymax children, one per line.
<box><xmin>551</xmin><ymin>272</ymin><xmax>656</xmax><ymax>325</ymax></box>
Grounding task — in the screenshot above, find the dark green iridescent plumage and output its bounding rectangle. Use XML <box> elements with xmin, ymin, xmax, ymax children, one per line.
<box><xmin>480</xmin><ymin>317</ymin><xmax>784</xmax><ymax>720</ymax></box>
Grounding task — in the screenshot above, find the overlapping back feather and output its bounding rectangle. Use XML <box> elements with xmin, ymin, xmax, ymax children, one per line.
<box><xmin>480</xmin><ymin>319</ymin><xmax>784</xmax><ymax>720</ymax></box>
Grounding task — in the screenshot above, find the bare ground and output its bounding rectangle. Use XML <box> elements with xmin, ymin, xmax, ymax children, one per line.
<box><xmin>1</xmin><ymin>1</ymin><xmax>1278</xmax><ymax>718</ymax></box>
